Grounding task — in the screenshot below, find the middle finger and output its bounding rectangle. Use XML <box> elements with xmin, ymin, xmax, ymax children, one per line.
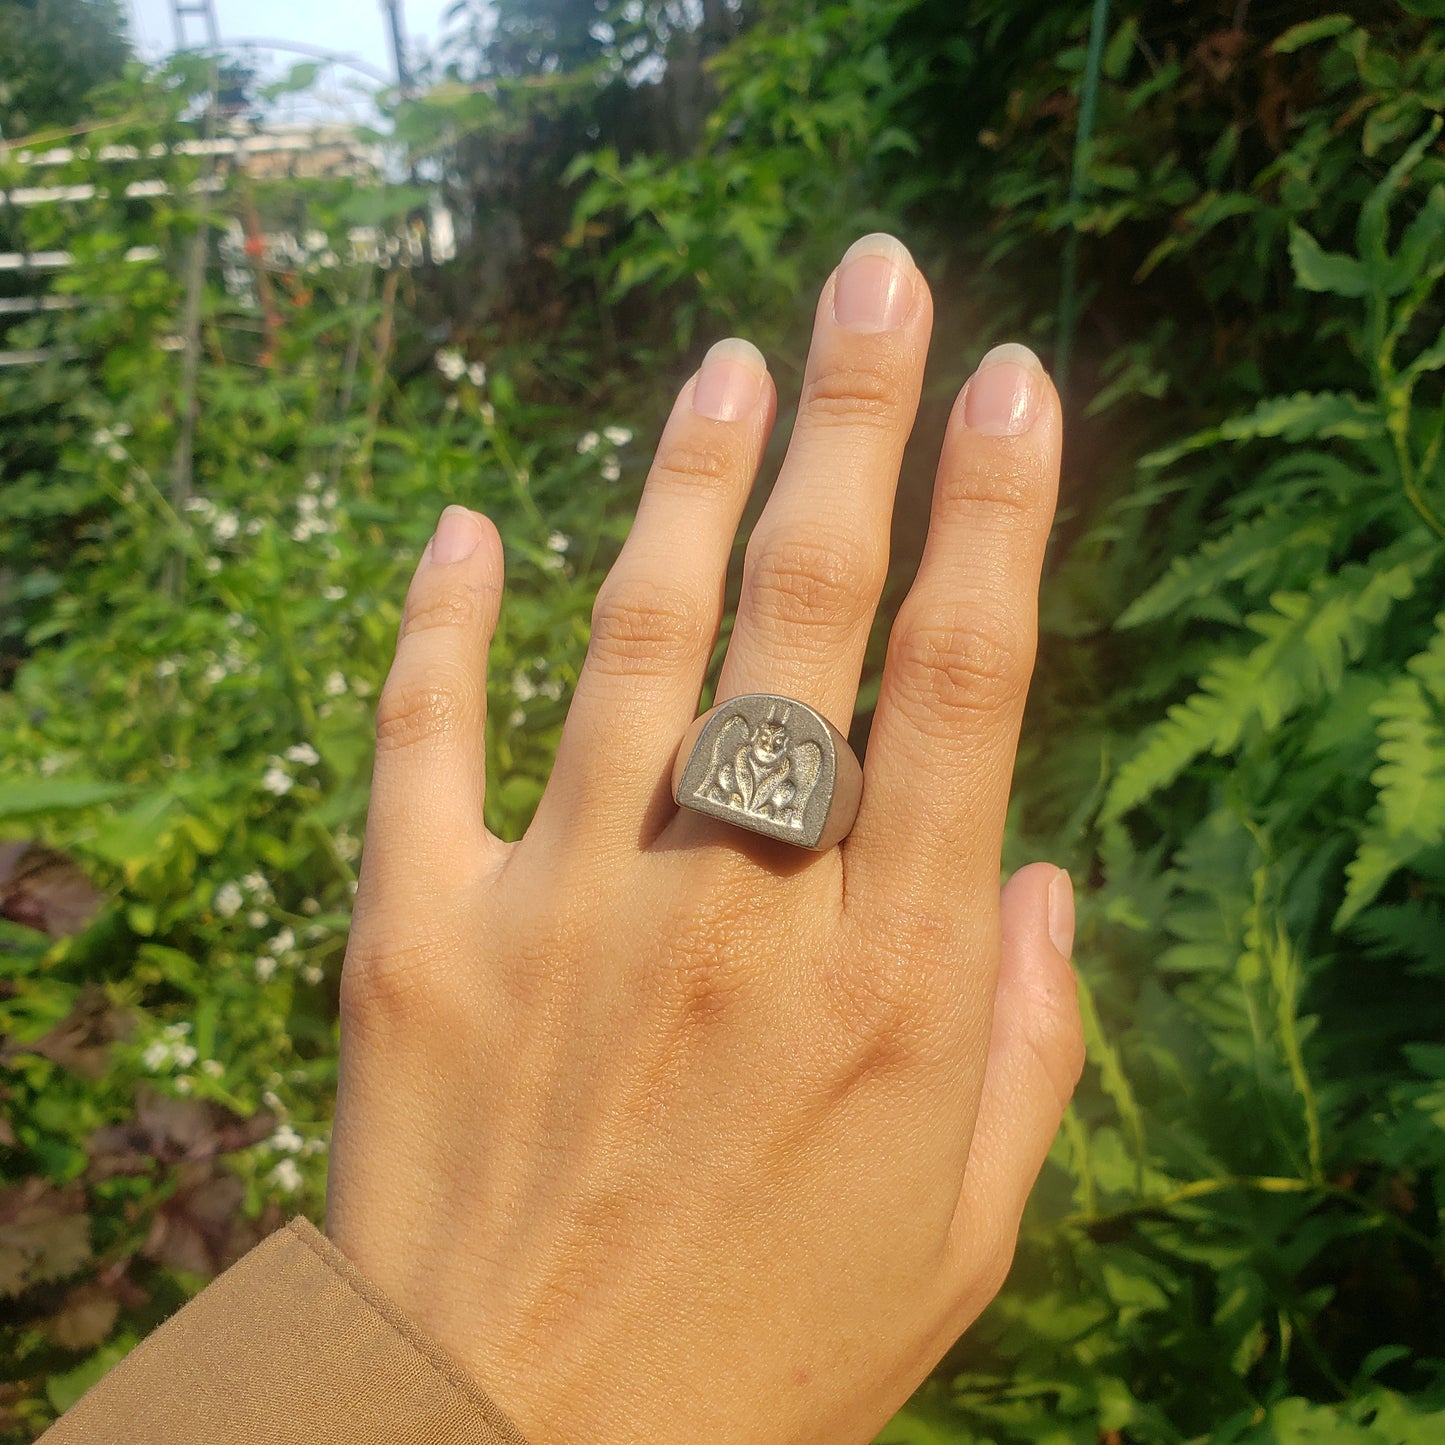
<box><xmin>713</xmin><ymin>234</ymin><xmax>933</xmax><ymax>733</ymax></box>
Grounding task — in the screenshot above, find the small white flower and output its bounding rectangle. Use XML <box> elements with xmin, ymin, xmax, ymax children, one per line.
<box><xmin>603</xmin><ymin>425</ymin><xmax>632</xmax><ymax>447</ymax></box>
<box><xmin>244</xmin><ymin>518</ymin><xmax>264</xmax><ymax>536</ymax></box>
<box><xmin>246</xmin><ymin>909</ymin><xmax>268</xmax><ymax>929</ymax></box>
<box><xmin>204</xmin><ymin>662</ymin><xmax>226</xmax><ymax>685</ymax></box>
<box><xmin>304</xmin><ymin>472</ymin><xmax>323</xmax><ymax>491</ymax></box>
<box><xmin>320</xmin><ymin>488</ymin><xmax>338</xmax><ymax>510</ymax></box>
<box><xmin>155</xmin><ymin>658</ymin><xmax>178</xmax><ymax>678</ymax></box>
<box><xmin>142</xmin><ymin>1040</ymin><xmax>171</xmax><ymax>1071</ymax></box>
<box><xmin>261</xmin><ymin>766</ymin><xmax>294</xmax><ymax>797</ymax></box>
<box><xmin>204</xmin><ymin>557</ymin><xmax>222</xmax><ymax>574</ymax></box>
<box><xmin>269</xmin><ymin>1158</ymin><xmax>303</xmax><ymax>1193</ymax></box>
<box><xmin>270</xmin><ymin>927</ymin><xmax>296</xmax><ymax>955</ymax></box>
<box><xmin>164</xmin><ymin>1022</ymin><xmax>192</xmax><ymax>1039</ymax></box>
<box><xmin>201</xmin><ymin>1059</ymin><xmax>224</xmax><ymax>1078</ymax></box>
<box><xmin>576</xmin><ymin>430</ymin><xmax>600</xmax><ymax>455</ymax></box>
<box><xmin>254</xmin><ymin>955</ymin><xmax>277</xmax><ymax>981</ymax></box>
<box><xmin>601</xmin><ymin>456</ymin><xmax>621</xmax><ymax>483</ymax></box>
<box><xmin>324</xmin><ymin>670</ymin><xmax>347</xmax><ymax>697</ymax></box>
<box><xmin>261</xmin><ymin>1089</ymin><xmax>283</xmax><ymax>1111</ymax></box>
<box><xmin>301</xmin><ymin>898</ymin><xmax>320</xmax><ymax>915</ymax></box>
<box><xmin>92</xmin><ymin>428</ymin><xmax>112</xmax><ymax>447</ymax></box>
<box><xmin>511</xmin><ymin>670</ymin><xmax>537</xmax><ymax>702</ymax></box>
<box><xmin>174</xmin><ymin>1075</ymin><xmax>193</xmax><ymax>1094</ymax></box>
<box><xmin>304</xmin><ymin>1137</ymin><xmax>328</xmax><ymax>1156</ymax></box>
<box><xmin>107</xmin><ymin>442</ymin><xmax>127</xmax><ymax>462</ymax></box>
<box><xmin>334</xmin><ymin>827</ymin><xmax>360</xmax><ymax>861</ymax></box>
<box><xmin>300</xmin><ymin>964</ymin><xmax>323</xmax><ymax>985</ymax></box>
<box><xmin>508</xmin><ymin>707</ymin><xmax>525</xmax><ymax>729</ymax></box>
<box><xmin>467</xmin><ymin>361</ymin><xmax>487</xmax><ymax>387</ymax></box>
<box><xmin>285</xmin><ymin>743</ymin><xmax>320</xmax><ymax>767</ymax></box>
<box><xmin>297</xmin><ymin>493</ymin><xmax>319</xmax><ymax>517</ymax></box>
<box><xmin>113</xmin><ymin>422</ymin><xmax>132</xmax><ymax>437</ymax></box>
<box><xmin>214</xmin><ymin>882</ymin><xmax>243</xmax><ymax>918</ymax></box>
<box><xmin>270</xmin><ymin>1124</ymin><xmax>304</xmax><ymax>1153</ymax></box>
<box><xmin>212</xmin><ymin>512</ymin><xmax>239</xmax><ymax>541</ymax></box>
<box><xmin>546</xmin><ymin>531</ymin><xmax>570</xmax><ymax>554</ymax></box>
<box><xmin>184</xmin><ymin>496</ymin><xmax>215</xmax><ymax>518</ymax></box>
<box><xmin>172</xmin><ymin>1044</ymin><xmax>197</xmax><ymax>1069</ymax></box>
<box><xmin>479</xmin><ymin>401</ymin><xmax>496</xmax><ymax>425</ymax></box>
<box><xmin>434</xmin><ymin>347</ymin><xmax>466</xmax><ymax>382</ymax></box>
<box><xmin>158</xmin><ymin>333</ymin><xmax>184</xmax><ymax>351</ymax></box>
<box><xmin>242</xmin><ymin>872</ymin><xmax>272</xmax><ymax>899</ymax></box>
<box><xmin>540</xmin><ymin>678</ymin><xmax>564</xmax><ymax>702</ymax></box>
<box><xmin>39</xmin><ymin>754</ymin><xmax>64</xmax><ymax>777</ymax></box>
<box><xmin>321</xmin><ymin>583</ymin><xmax>346</xmax><ymax>601</ymax></box>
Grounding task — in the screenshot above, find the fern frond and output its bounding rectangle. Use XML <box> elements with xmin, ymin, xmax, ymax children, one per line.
<box><xmin>1105</xmin><ymin>541</ymin><xmax>1436</xmax><ymax>819</ymax></box>
<box><xmin>1119</xmin><ymin>505</ymin><xmax>1335</xmax><ymax>629</ymax></box>
<box><xmin>1337</xmin><ymin>612</ymin><xmax>1445</xmax><ymax>927</ymax></box>
<box><xmin>1140</xmin><ymin>392</ymin><xmax>1386</xmax><ymax>472</ymax></box>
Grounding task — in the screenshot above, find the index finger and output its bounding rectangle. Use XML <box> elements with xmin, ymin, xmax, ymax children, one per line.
<box><xmin>843</xmin><ymin>344</ymin><xmax>1062</xmax><ymax>912</ymax></box>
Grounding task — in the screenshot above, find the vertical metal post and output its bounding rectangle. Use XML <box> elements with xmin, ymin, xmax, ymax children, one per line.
<box><xmin>165</xmin><ymin>59</ymin><xmax>221</xmax><ymax>598</ymax></box>
<box><xmin>381</xmin><ymin>0</ymin><xmax>413</xmax><ymax>95</ymax></box>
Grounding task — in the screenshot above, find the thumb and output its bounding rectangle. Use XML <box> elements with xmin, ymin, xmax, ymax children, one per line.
<box><xmin>946</xmin><ymin>862</ymin><xmax>1085</xmax><ymax>1309</ymax></box>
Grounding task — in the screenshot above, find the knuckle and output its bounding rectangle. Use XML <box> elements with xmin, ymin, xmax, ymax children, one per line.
<box><xmin>375</xmin><ymin>665</ymin><xmax>478</xmax><ymax>753</ymax></box>
<box><xmin>655</xmin><ymin>917</ymin><xmax>753</xmax><ymax>1028</ymax></box>
<box><xmin>587</xmin><ymin>577</ymin><xmax>713</xmax><ymax>679</ymax></box>
<box><xmin>648</xmin><ymin>437</ymin><xmax>739</xmax><ymax>499</ymax></box>
<box><xmin>402</xmin><ymin>579</ymin><xmax>497</xmax><ymax>640</ymax></box>
<box><xmin>887</xmin><ymin>605</ymin><xmax>1033</xmax><ymax>730</ymax></box>
<box><xmin>801</xmin><ymin>358</ymin><xmax>903</xmax><ymax>431</ymax></box>
<box><xmin>743</xmin><ymin>532</ymin><xmax>882</xmax><ymax>637</ymax></box>
<box><xmin>959</xmin><ymin>1231</ymin><xmax>1018</xmax><ymax>1318</ymax></box>
<box><xmin>645</xmin><ymin>874</ymin><xmax>765</xmax><ymax>1027</ymax></box>
<box><xmin>940</xmin><ymin>449</ymin><xmax>1046</xmax><ymax>524</ymax></box>
<box><xmin>340</xmin><ymin>927</ymin><xmax>451</xmax><ymax>1033</ymax></box>
<box><xmin>818</xmin><ymin>934</ymin><xmax>958</xmax><ymax>1072</ymax></box>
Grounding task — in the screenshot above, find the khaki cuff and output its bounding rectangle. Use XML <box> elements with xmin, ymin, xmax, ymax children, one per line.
<box><xmin>41</xmin><ymin>1217</ymin><xmax>530</xmax><ymax>1445</ymax></box>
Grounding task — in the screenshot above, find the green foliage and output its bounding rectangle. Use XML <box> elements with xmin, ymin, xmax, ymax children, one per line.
<box><xmin>0</xmin><ymin>0</ymin><xmax>130</xmax><ymax>139</ymax></box>
<box><xmin>0</xmin><ymin>61</ymin><xmax>636</xmax><ymax>1440</ymax></box>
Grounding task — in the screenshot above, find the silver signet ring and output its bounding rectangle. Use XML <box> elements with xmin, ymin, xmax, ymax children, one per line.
<box><xmin>671</xmin><ymin>693</ymin><xmax>862</xmax><ymax>851</ymax></box>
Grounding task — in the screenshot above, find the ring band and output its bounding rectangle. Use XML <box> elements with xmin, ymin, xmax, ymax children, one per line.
<box><xmin>672</xmin><ymin>693</ymin><xmax>862</xmax><ymax>850</ymax></box>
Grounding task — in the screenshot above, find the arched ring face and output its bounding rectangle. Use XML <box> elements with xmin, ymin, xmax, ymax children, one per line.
<box><xmin>672</xmin><ymin>693</ymin><xmax>859</xmax><ymax>851</ymax></box>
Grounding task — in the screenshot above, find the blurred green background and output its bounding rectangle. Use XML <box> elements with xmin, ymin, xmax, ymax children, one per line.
<box><xmin>2</xmin><ymin>0</ymin><xmax>1443</xmax><ymax>1439</ymax></box>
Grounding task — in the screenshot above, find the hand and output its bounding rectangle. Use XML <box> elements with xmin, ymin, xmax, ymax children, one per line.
<box><xmin>327</xmin><ymin>233</ymin><xmax>1083</xmax><ymax>1445</ymax></box>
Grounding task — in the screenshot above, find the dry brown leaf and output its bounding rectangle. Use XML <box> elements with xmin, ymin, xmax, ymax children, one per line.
<box><xmin>0</xmin><ymin>1180</ymin><xmax>91</xmax><ymax>1298</ymax></box>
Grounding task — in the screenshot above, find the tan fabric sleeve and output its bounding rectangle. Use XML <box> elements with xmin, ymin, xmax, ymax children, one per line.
<box><xmin>40</xmin><ymin>1217</ymin><xmax>531</xmax><ymax>1445</ymax></box>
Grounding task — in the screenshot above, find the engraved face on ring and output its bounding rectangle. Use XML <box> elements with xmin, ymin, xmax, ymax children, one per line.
<box><xmin>696</xmin><ymin>703</ymin><xmax>822</xmax><ymax>832</ymax></box>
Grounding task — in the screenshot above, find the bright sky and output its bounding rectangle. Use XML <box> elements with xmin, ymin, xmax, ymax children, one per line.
<box><xmin>125</xmin><ymin>0</ymin><xmax>457</xmax><ymax>117</ymax></box>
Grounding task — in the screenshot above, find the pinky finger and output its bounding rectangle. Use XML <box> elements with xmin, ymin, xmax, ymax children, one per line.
<box><xmin>362</xmin><ymin>506</ymin><xmax>506</xmax><ymax>894</ymax></box>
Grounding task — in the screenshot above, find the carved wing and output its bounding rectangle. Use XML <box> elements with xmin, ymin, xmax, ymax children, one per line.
<box><xmin>787</xmin><ymin>741</ymin><xmax>822</xmax><ymax>818</ymax></box>
<box><xmin>694</xmin><ymin>715</ymin><xmax>750</xmax><ymax>800</ymax></box>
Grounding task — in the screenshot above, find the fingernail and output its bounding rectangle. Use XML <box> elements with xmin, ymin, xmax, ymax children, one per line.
<box><xmin>1048</xmin><ymin>868</ymin><xmax>1075</xmax><ymax>961</ymax></box>
<box><xmin>693</xmin><ymin>337</ymin><xmax>767</xmax><ymax>422</ymax></box>
<box><xmin>431</xmin><ymin>505</ymin><xmax>483</xmax><ymax>565</ymax></box>
<box><xmin>832</xmin><ymin>233</ymin><xmax>914</xmax><ymax>333</ymax></box>
<box><xmin>963</xmin><ymin>343</ymin><xmax>1043</xmax><ymax>436</ymax></box>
